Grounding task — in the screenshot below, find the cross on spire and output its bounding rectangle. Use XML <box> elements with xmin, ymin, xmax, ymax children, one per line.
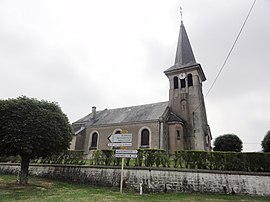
<box><xmin>180</xmin><ymin>7</ymin><xmax>183</xmax><ymax>22</ymax></box>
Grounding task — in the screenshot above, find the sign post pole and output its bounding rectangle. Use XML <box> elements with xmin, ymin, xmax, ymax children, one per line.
<box><xmin>107</xmin><ymin>129</ymin><xmax>135</xmax><ymax>194</ymax></box>
<box><xmin>120</xmin><ymin>157</ymin><xmax>124</xmax><ymax>193</ymax></box>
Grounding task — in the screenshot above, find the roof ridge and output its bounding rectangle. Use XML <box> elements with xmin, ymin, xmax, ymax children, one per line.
<box><xmin>96</xmin><ymin>101</ymin><xmax>169</xmax><ymax>113</ymax></box>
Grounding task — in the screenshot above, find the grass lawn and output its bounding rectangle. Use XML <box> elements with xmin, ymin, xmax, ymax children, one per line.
<box><xmin>0</xmin><ymin>174</ymin><xmax>269</xmax><ymax>202</ymax></box>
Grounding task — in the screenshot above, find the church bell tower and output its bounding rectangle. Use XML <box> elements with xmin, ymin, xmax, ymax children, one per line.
<box><xmin>164</xmin><ymin>17</ymin><xmax>211</xmax><ymax>151</ymax></box>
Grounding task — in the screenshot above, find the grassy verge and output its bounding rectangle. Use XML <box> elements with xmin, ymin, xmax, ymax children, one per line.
<box><xmin>0</xmin><ymin>174</ymin><xmax>269</xmax><ymax>202</ymax></box>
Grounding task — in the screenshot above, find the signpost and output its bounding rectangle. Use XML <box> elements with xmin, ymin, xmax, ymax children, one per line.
<box><xmin>115</xmin><ymin>150</ymin><xmax>138</xmax><ymax>154</ymax></box>
<box><xmin>115</xmin><ymin>153</ymin><xmax>137</xmax><ymax>158</ymax></box>
<box><xmin>107</xmin><ymin>130</ymin><xmax>137</xmax><ymax>193</ymax></box>
<box><xmin>107</xmin><ymin>133</ymin><xmax>132</xmax><ymax>143</ymax></box>
<box><xmin>107</xmin><ymin>142</ymin><xmax>132</xmax><ymax>147</ymax></box>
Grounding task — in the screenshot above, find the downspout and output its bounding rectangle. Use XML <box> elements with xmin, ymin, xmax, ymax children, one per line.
<box><xmin>159</xmin><ymin>117</ymin><xmax>164</xmax><ymax>149</ymax></box>
<box><xmin>158</xmin><ymin>120</ymin><xmax>161</xmax><ymax>149</ymax></box>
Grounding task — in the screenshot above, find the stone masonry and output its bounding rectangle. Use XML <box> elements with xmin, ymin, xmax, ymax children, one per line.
<box><xmin>0</xmin><ymin>163</ymin><xmax>269</xmax><ymax>196</ymax></box>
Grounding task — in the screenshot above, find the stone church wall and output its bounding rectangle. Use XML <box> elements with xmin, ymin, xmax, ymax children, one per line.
<box><xmin>82</xmin><ymin>122</ymin><xmax>161</xmax><ymax>153</ymax></box>
<box><xmin>1</xmin><ymin>163</ymin><xmax>269</xmax><ymax>196</ymax></box>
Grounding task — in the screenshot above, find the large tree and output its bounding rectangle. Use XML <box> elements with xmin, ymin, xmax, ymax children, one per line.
<box><xmin>0</xmin><ymin>96</ymin><xmax>73</xmax><ymax>184</ymax></box>
<box><xmin>262</xmin><ymin>130</ymin><xmax>270</xmax><ymax>152</ymax></box>
<box><xmin>213</xmin><ymin>134</ymin><xmax>243</xmax><ymax>152</ymax></box>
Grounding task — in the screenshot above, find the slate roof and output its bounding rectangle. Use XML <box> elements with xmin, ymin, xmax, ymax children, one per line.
<box><xmin>167</xmin><ymin>112</ymin><xmax>184</xmax><ymax>123</ymax></box>
<box><xmin>73</xmin><ymin>101</ymin><xmax>169</xmax><ymax>128</ymax></box>
<box><xmin>164</xmin><ymin>21</ymin><xmax>198</xmax><ymax>73</ymax></box>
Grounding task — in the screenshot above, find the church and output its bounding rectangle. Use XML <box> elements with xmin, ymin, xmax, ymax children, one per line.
<box><xmin>71</xmin><ymin>16</ymin><xmax>212</xmax><ymax>155</ymax></box>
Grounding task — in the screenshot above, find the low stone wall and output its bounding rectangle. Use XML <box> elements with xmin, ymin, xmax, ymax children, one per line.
<box><xmin>0</xmin><ymin>163</ymin><xmax>270</xmax><ymax>196</ymax></box>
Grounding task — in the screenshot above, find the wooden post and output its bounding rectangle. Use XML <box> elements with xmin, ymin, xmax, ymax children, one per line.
<box><xmin>120</xmin><ymin>157</ymin><xmax>124</xmax><ymax>193</ymax></box>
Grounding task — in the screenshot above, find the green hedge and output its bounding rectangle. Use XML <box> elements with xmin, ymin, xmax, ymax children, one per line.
<box><xmin>2</xmin><ymin>150</ymin><xmax>269</xmax><ymax>172</ymax></box>
<box><xmin>174</xmin><ymin>150</ymin><xmax>270</xmax><ymax>172</ymax></box>
<box><xmin>91</xmin><ymin>149</ymin><xmax>169</xmax><ymax>167</ymax></box>
<box><xmin>0</xmin><ymin>155</ymin><xmax>21</xmax><ymax>163</ymax></box>
<box><xmin>0</xmin><ymin>151</ymin><xmax>86</xmax><ymax>165</ymax></box>
<box><xmin>32</xmin><ymin>150</ymin><xmax>86</xmax><ymax>165</ymax></box>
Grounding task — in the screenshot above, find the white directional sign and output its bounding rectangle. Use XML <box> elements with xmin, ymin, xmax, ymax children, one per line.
<box><xmin>115</xmin><ymin>150</ymin><xmax>138</xmax><ymax>154</ymax></box>
<box><xmin>115</xmin><ymin>154</ymin><xmax>137</xmax><ymax>158</ymax></box>
<box><xmin>107</xmin><ymin>142</ymin><xmax>132</xmax><ymax>147</ymax></box>
<box><xmin>107</xmin><ymin>133</ymin><xmax>132</xmax><ymax>143</ymax></box>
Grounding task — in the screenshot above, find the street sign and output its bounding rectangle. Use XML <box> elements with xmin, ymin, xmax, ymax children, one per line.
<box><xmin>108</xmin><ymin>142</ymin><xmax>132</xmax><ymax>147</ymax></box>
<box><xmin>107</xmin><ymin>133</ymin><xmax>132</xmax><ymax>143</ymax></box>
<box><xmin>115</xmin><ymin>150</ymin><xmax>138</xmax><ymax>154</ymax></box>
<box><xmin>115</xmin><ymin>154</ymin><xmax>137</xmax><ymax>158</ymax></box>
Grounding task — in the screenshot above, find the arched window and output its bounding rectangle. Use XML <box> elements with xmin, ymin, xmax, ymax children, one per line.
<box><xmin>90</xmin><ymin>132</ymin><xmax>98</xmax><ymax>149</ymax></box>
<box><xmin>187</xmin><ymin>73</ymin><xmax>193</xmax><ymax>87</ymax></box>
<box><xmin>180</xmin><ymin>79</ymin><xmax>186</xmax><ymax>88</ymax></box>
<box><xmin>141</xmin><ymin>129</ymin><xmax>150</xmax><ymax>148</ymax></box>
<box><xmin>173</xmin><ymin>77</ymin><xmax>179</xmax><ymax>89</ymax></box>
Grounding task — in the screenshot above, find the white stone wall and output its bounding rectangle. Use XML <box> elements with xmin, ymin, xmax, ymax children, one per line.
<box><xmin>0</xmin><ymin>163</ymin><xmax>269</xmax><ymax>196</ymax></box>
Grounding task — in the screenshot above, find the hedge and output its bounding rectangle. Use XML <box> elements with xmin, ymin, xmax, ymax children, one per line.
<box><xmin>31</xmin><ymin>150</ymin><xmax>86</xmax><ymax>165</ymax></box>
<box><xmin>174</xmin><ymin>150</ymin><xmax>270</xmax><ymax>172</ymax></box>
<box><xmin>92</xmin><ymin>149</ymin><xmax>170</xmax><ymax>167</ymax></box>
<box><xmin>1</xmin><ymin>150</ymin><xmax>270</xmax><ymax>172</ymax></box>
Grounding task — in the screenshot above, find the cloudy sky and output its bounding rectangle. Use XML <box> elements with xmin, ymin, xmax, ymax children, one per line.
<box><xmin>0</xmin><ymin>0</ymin><xmax>269</xmax><ymax>151</ymax></box>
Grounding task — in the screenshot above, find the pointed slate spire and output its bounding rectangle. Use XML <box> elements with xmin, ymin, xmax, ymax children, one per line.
<box><xmin>174</xmin><ymin>20</ymin><xmax>196</xmax><ymax>67</ymax></box>
<box><xmin>164</xmin><ymin>17</ymin><xmax>199</xmax><ymax>74</ymax></box>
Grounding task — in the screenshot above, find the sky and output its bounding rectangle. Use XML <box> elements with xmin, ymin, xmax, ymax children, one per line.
<box><xmin>0</xmin><ymin>0</ymin><xmax>269</xmax><ymax>151</ymax></box>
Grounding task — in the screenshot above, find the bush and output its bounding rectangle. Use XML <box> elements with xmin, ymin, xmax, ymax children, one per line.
<box><xmin>0</xmin><ymin>155</ymin><xmax>21</xmax><ymax>163</ymax></box>
<box><xmin>135</xmin><ymin>149</ymin><xmax>144</xmax><ymax>167</ymax></box>
<box><xmin>213</xmin><ymin>134</ymin><xmax>243</xmax><ymax>152</ymax></box>
<box><xmin>92</xmin><ymin>150</ymin><xmax>103</xmax><ymax>165</ymax></box>
<box><xmin>34</xmin><ymin>150</ymin><xmax>86</xmax><ymax>165</ymax></box>
<box><xmin>174</xmin><ymin>150</ymin><xmax>270</xmax><ymax>172</ymax></box>
<box><xmin>262</xmin><ymin>130</ymin><xmax>270</xmax><ymax>152</ymax></box>
<box><xmin>101</xmin><ymin>150</ymin><xmax>114</xmax><ymax>165</ymax></box>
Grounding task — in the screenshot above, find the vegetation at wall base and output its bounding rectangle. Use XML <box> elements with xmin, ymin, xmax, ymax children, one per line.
<box><xmin>1</xmin><ymin>174</ymin><xmax>270</xmax><ymax>202</ymax></box>
<box><xmin>174</xmin><ymin>150</ymin><xmax>270</xmax><ymax>172</ymax></box>
<box><xmin>31</xmin><ymin>150</ymin><xmax>86</xmax><ymax>165</ymax></box>
<box><xmin>1</xmin><ymin>149</ymin><xmax>270</xmax><ymax>173</ymax></box>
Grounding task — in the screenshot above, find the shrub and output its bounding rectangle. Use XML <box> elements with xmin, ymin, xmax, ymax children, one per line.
<box><xmin>262</xmin><ymin>130</ymin><xmax>270</xmax><ymax>152</ymax></box>
<box><xmin>135</xmin><ymin>149</ymin><xmax>144</xmax><ymax>167</ymax></box>
<box><xmin>101</xmin><ymin>150</ymin><xmax>114</xmax><ymax>165</ymax></box>
<box><xmin>92</xmin><ymin>150</ymin><xmax>103</xmax><ymax>165</ymax></box>
<box><xmin>213</xmin><ymin>134</ymin><xmax>243</xmax><ymax>152</ymax></box>
<box><xmin>33</xmin><ymin>150</ymin><xmax>86</xmax><ymax>165</ymax></box>
<box><xmin>174</xmin><ymin>150</ymin><xmax>270</xmax><ymax>172</ymax></box>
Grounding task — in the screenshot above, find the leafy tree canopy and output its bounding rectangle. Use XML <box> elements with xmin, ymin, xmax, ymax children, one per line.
<box><xmin>0</xmin><ymin>96</ymin><xmax>73</xmax><ymax>184</ymax></box>
<box><xmin>213</xmin><ymin>134</ymin><xmax>243</xmax><ymax>152</ymax></box>
<box><xmin>262</xmin><ymin>130</ymin><xmax>270</xmax><ymax>152</ymax></box>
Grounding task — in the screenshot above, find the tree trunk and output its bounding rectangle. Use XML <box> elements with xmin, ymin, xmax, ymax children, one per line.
<box><xmin>19</xmin><ymin>155</ymin><xmax>30</xmax><ymax>185</ymax></box>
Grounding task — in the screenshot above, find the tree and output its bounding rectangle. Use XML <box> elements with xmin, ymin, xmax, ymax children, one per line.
<box><xmin>213</xmin><ymin>134</ymin><xmax>243</xmax><ymax>152</ymax></box>
<box><xmin>262</xmin><ymin>130</ymin><xmax>270</xmax><ymax>152</ymax></box>
<box><xmin>0</xmin><ymin>96</ymin><xmax>73</xmax><ymax>184</ymax></box>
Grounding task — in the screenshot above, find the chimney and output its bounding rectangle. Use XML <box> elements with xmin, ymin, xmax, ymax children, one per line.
<box><xmin>91</xmin><ymin>106</ymin><xmax>96</xmax><ymax>119</ymax></box>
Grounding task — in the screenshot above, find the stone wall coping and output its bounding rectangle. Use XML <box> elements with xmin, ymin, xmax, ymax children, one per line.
<box><xmin>1</xmin><ymin>163</ymin><xmax>270</xmax><ymax>177</ymax></box>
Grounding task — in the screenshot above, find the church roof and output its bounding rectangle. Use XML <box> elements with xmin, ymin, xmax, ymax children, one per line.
<box><xmin>164</xmin><ymin>21</ymin><xmax>199</xmax><ymax>73</ymax></box>
<box><xmin>167</xmin><ymin>112</ymin><xmax>184</xmax><ymax>123</ymax></box>
<box><xmin>73</xmin><ymin>101</ymin><xmax>169</xmax><ymax>128</ymax></box>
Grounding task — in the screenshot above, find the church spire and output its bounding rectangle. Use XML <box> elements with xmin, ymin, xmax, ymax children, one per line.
<box><xmin>174</xmin><ymin>19</ymin><xmax>196</xmax><ymax>67</ymax></box>
<box><xmin>164</xmin><ymin>8</ymin><xmax>205</xmax><ymax>80</ymax></box>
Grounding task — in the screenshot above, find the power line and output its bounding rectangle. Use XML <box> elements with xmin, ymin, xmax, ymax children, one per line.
<box><xmin>205</xmin><ymin>0</ymin><xmax>257</xmax><ymax>98</ymax></box>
